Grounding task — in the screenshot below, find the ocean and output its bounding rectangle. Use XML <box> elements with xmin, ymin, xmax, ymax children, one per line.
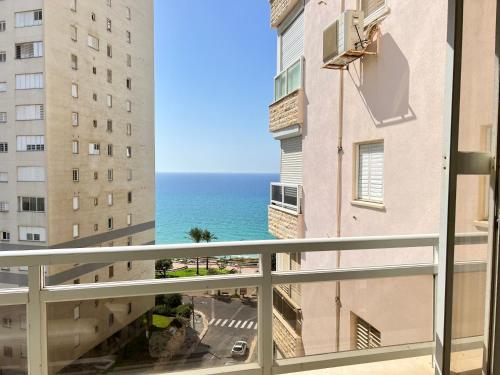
<box><xmin>155</xmin><ymin>173</ymin><xmax>279</xmax><ymax>245</ymax></box>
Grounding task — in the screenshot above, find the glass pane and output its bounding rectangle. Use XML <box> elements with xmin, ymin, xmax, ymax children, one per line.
<box><xmin>286</xmin><ymin>61</ymin><xmax>301</xmax><ymax>94</ymax></box>
<box><xmin>274</xmin><ymin>73</ymin><xmax>286</xmax><ymax>101</ymax></box>
<box><xmin>47</xmin><ymin>292</ymin><xmax>258</xmax><ymax>374</ymax></box>
<box><xmin>0</xmin><ymin>305</ymin><xmax>28</xmax><ymax>374</ymax></box>
<box><xmin>273</xmin><ymin>278</ymin><xmax>433</xmax><ymax>360</ymax></box>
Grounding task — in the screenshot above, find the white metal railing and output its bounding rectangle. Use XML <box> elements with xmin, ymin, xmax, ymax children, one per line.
<box><xmin>274</xmin><ymin>57</ymin><xmax>304</xmax><ymax>102</ymax></box>
<box><xmin>0</xmin><ymin>232</ymin><xmax>488</xmax><ymax>375</ymax></box>
<box><xmin>270</xmin><ymin>182</ymin><xmax>302</xmax><ymax>214</ymax></box>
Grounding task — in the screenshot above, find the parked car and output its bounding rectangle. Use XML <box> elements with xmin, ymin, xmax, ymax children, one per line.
<box><xmin>231</xmin><ymin>340</ymin><xmax>248</xmax><ymax>357</ymax></box>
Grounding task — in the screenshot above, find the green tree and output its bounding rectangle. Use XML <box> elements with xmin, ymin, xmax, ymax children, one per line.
<box><xmin>187</xmin><ymin>227</ymin><xmax>203</xmax><ymax>275</ymax></box>
<box><xmin>155</xmin><ymin>259</ymin><xmax>173</xmax><ymax>278</ymax></box>
<box><xmin>202</xmin><ymin>230</ymin><xmax>217</xmax><ymax>270</ymax></box>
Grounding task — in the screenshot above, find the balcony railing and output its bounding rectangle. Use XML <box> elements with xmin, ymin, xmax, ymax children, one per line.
<box><xmin>274</xmin><ymin>57</ymin><xmax>303</xmax><ymax>102</ymax></box>
<box><xmin>0</xmin><ymin>233</ymin><xmax>487</xmax><ymax>375</ymax></box>
<box><xmin>270</xmin><ymin>182</ymin><xmax>302</xmax><ymax>214</ymax></box>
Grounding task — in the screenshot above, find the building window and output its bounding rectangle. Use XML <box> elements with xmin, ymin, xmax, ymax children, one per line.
<box><xmin>126</xmin><ymin>146</ymin><xmax>132</xmax><ymax>158</ymax></box>
<box><xmin>93</xmin><ymin>197</ymin><xmax>99</xmax><ymax>206</ymax></box>
<box><xmin>0</xmin><ymin>202</ymin><xmax>9</xmax><ymax>212</ymax></box>
<box><xmin>0</xmin><ymin>143</ymin><xmax>8</xmax><ymax>153</ymax></box>
<box><xmin>17</xmin><ymin>135</ymin><xmax>44</xmax><ymax>151</ymax></box>
<box><xmin>126</xmin><ymin>100</ymin><xmax>132</xmax><ymax>112</ymax></box>
<box><xmin>126</xmin><ymin>30</ymin><xmax>131</xmax><ymax>43</ymax></box>
<box><xmin>107</xmin><ymin>94</ymin><xmax>113</xmax><ymax>108</ymax></box>
<box><xmin>361</xmin><ymin>0</ymin><xmax>388</xmax><ymax>24</ymax></box>
<box><xmin>0</xmin><ymin>21</ymin><xmax>5</xmax><ymax>32</ymax></box>
<box><xmin>16</xmin><ymin>41</ymin><xmax>43</xmax><ymax>59</ymax></box>
<box><xmin>94</xmin><ymin>275</ymin><xmax>99</xmax><ymax>283</ymax></box>
<box><xmin>127</xmin><ymin>214</ymin><xmax>132</xmax><ymax>226</ymax></box>
<box><xmin>0</xmin><ymin>231</ymin><xmax>10</xmax><ymax>241</ymax></box>
<box><xmin>72</xmin><ymin>140</ymin><xmax>79</xmax><ymax>154</ymax></box>
<box><xmin>2</xmin><ymin>317</ymin><xmax>12</xmax><ymax>328</ymax></box>
<box><xmin>93</xmin><ymin>171</ymin><xmax>98</xmax><ymax>180</ymax></box>
<box><xmin>107</xmin><ymin>217</ymin><xmax>113</xmax><ymax>230</ymax></box>
<box><xmin>70</xmin><ymin>25</ymin><xmax>77</xmax><ymax>41</ymax></box>
<box><xmin>17</xmin><ymin>167</ymin><xmax>45</xmax><ymax>182</ymax></box>
<box><xmin>16</xmin><ymin>105</ymin><xmax>44</xmax><ymax>121</ymax></box>
<box><xmin>70</xmin><ymin>0</ymin><xmax>77</xmax><ymax>12</ymax></box>
<box><xmin>88</xmin><ymin>35</ymin><xmax>99</xmax><ymax>50</ymax></box>
<box><xmin>106</xmin><ymin>18</ymin><xmax>112</xmax><ymax>31</ymax></box>
<box><xmin>73</xmin><ymin>224</ymin><xmax>79</xmax><ymax>238</ymax></box>
<box><xmin>19</xmin><ymin>226</ymin><xmax>46</xmax><ymax>242</ymax></box>
<box><xmin>0</xmin><ymin>112</ymin><xmax>6</xmax><ymax>123</ymax></box>
<box><xmin>93</xmin><ymin>120</ymin><xmax>98</xmax><ymax>128</ymax></box>
<box><xmin>89</xmin><ymin>143</ymin><xmax>100</xmax><ymax>155</ymax></box>
<box><xmin>107</xmin><ymin>169</ymin><xmax>113</xmax><ymax>181</ymax></box>
<box><xmin>15</xmin><ymin>10</ymin><xmax>43</xmax><ymax>28</ymax></box>
<box><xmin>107</xmin><ymin>120</ymin><xmax>113</xmax><ymax>132</ymax></box>
<box><xmin>127</xmin><ymin>169</ymin><xmax>132</xmax><ymax>181</ymax></box>
<box><xmin>0</xmin><ymin>82</ymin><xmax>6</xmax><ymax>92</ymax></box>
<box><xmin>127</xmin><ymin>192</ymin><xmax>132</xmax><ymax>203</ymax></box>
<box><xmin>93</xmin><ymin>66</ymin><xmax>97</xmax><ymax>74</ymax></box>
<box><xmin>3</xmin><ymin>346</ymin><xmax>13</xmax><ymax>358</ymax></box>
<box><xmin>16</xmin><ymin>73</ymin><xmax>44</xmax><ymax>90</ymax></box>
<box><xmin>93</xmin><ymin>223</ymin><xmax>98</xmax><ymax>232</ymax></box>
<box><xmin>108</xmin><ymin>313</ymin><xmax>114</xmax><ymax>326</ymax></box>
<box><xmin>354</xmin><ymin>314</ymin><xmax>381</xmax><ymax>350</ymax></box>
<box><xmin>72</xmin><ymin>168</ymin><xmax>79</xmax><ymax>182</ymax></box>
<box><xmin>126</xmin><ymin>123</ymin><xmax>132</xmax><ymax>135</ymax></box>
<box><xmin>107</xmin><ymin>69</ymin><xmax>112</xmax><ymax>83</ymax></box>
<box><xmin>71</xmin><ymin>54</ymin><xmax>78</xmax><ymax>70</ymax></box>
<box><xmin>108</xmin><ymin>266</ymin><xmax>114</xmax><ymax>278</ymax></box>
<box><xmin>74</xmin><ymin>279</ymin><xmax>80</xmax><ymax>285</ymax></box>
<box><xmin>18</xmin><ymin>197</ymin><xmax>45</xmax><ymax>212</ymax></box>
<box><xmin>126</xmin><ymin>7</ymin><xmax>131</xmax><ymax>20</ymax></box>
<box><xmin>127</xmin><ymin>260</ymin><xmax>132</xmax><ymax>269</ymax></box>
<box><xmin>107</xmin><ymin>193</ymin><xmax>113</xmax><ymax>206</ymax></box>
<box><xmin>128</xmin><ymin>303</ymin><xmax>132</xmax><ymax>314</ymax></box>
<box><xmin>91</xmin><ymin>12</ymin><xmax>96</xmax><ymax>21</ymax></box>
<box><xmin>73</xmin><ymin>196</ymin><xmax>79</xmax><ymax>210</ymax></box>
<box><xmin>72</xmin><ymin>83</ymin><xmax>78</xmax><ymax>98</ymax></box>
<box><xmin>93</xmin><ymin>93</ymin><xmax>98</xmax><ymax>101</ymax></box>
<box><xmin>126</xmin><ymin>77</ymin><xmax>132</xmax><ymax>90</ymax></box>
<box><xmin>107</xmin><ymin>44</ymin><xmax>112</xmax><ymax>58</ymax></box>
<box><xmin>356</xmin><ymin>142</ymin><xmax>384</xmax><ymax>204</ymax></box>
<box><xmin>0</xmin><ymin>51</ymin><xmax>6</xmax><ymax>62</ymax></box>
<box><xmin>107</xmin><ymin>144</ymin><xmax>113</xmax><ymax>156</ymax></box>
<box><xmin>72</xmin><ymin>112</ymin><xmax>79</xmax><ymax>126</ymax></box>
<box><xmin>126</xmin><ymin>54</ymin><xmax>132</xmax><ymax>67</ymax></box>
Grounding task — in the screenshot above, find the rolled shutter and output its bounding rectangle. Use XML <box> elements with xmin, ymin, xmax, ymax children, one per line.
<box><xmin>280</xmin><ymin>11</ymin><xmax>304</xmax><ymax>71</ymax></box>
<box><xmin>281</xmin><ymin>137</ymin><xmax>302</xmax><ymax>185</ymax></box>
<box><xmin>358</xmin><ymin>143</ymin><xmax>384</xmax><ymax>202</ymax></box>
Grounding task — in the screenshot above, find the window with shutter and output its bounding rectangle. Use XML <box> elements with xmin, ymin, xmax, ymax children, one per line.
<box><xmin>280</xmin><ymin>137</ymin><xmax>303</xmax><ymax>185</ymax></box>
<box><xmin>361</xmin><ymin>0</ymin><xmax>387</xmax><ymax>24</ymax></box>
<box><xmin>357</xmin><ymin>142</ymin><xmax>384</xmax><ymax>203</ymax></box>
<box><xmin>280</xmin><ymin>11</ymin><xmax>304</xmax><ymax>72</ymax></box>
<box><xmin>354</xmin><ymin>315</ymin><xmax>381</xmax><ymax>350</ymax></box>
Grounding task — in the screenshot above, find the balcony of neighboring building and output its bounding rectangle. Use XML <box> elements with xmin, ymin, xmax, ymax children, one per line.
<box><xmin>270</xmin><ymin>0</ymin><xmax>302</xmax><ymax>28</ymax></box>
<box><xmin>269</xmin><ymin>58</ymin><xmax>304</xmax><ymax>138</ymax></box>
<box><xmin>268</xmin><ymin>182</ymin><xmax>304</xmax><ymax>239</ymax></box>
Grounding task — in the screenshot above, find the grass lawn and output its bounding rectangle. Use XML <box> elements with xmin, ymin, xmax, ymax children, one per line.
<box><xmin>166</xmin><ymin>267</ymin><xmax>231</xmax><ymax>278</ymax></box>
<box><xmin>153</xmin><ymin>314</ymin><xmax>174</xmax><ymax>329</ymax></box>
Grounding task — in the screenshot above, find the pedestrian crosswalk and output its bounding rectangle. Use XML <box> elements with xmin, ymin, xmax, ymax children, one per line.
<box><xmin>209</xmin><ymin>318</ymin><xmax>258</xmax><ymax>330</ymax></box>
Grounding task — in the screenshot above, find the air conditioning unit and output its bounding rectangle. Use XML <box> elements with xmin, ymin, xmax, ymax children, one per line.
<box><xmin>323</xmin><ymin>10</ymin><xmax>365</xmax><ymax>69</ymax></box>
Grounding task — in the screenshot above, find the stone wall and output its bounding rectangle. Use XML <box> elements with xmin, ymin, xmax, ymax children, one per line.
<box><xmin>273</xmin><ymin>308</ymin><xmax>303</xmax><ymax>358</ymax></box>
<box><xmin>268</xmin><ymin>205</ymin><xmax>304</xmax><ymax>239</ymax></box>
<box><xmin>269</xmin><ymin>89</ymin><xmax>304</xmax><ymax>133</ymax></box>
<box><xmin>270</xmin><ymin>0</ymin><xmax>301</xmax><ymax>28</ymax></box>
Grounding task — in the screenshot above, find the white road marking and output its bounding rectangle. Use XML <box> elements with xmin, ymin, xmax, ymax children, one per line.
<box><xmin>247</xmin><ymin>321</ymin><xmax>254</xmax><ymax>329</ymax></box>
<box><xmin>241</xmin><ymin>320</ymin><xmax>248</xmax><ymax>329</ymax></box>
<box><xmin>209</xmin><ymin>318</ymin><xmax>215</xmax><ymax>325</ymax></box>
<box><xmin>215</xmin><ymin>319</ymin><xmax>222</xmax><ymax>326</ymax></box>
<box><xmin>234</xmin><ymin>320</ymin><xmax>242</xmax><ymax>328</ymax></box>
<box><xmin>221</xmin><ymin>319</ymin><xmax>228</xmax><ymax>327</ymax></box>
<box><xmin>228</xmin><ymin>320</ymin><xmax>235</xmax><ymax>327</ymax></box>
<box><xmin>254</xmin><ymin>324</ymin><xmax>258</xmax><ymax>330</ymax></box>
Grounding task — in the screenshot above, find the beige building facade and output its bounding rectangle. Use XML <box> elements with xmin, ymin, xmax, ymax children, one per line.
<box><xmin>268</xmin><ymin>0</ymin><xmax>496</xmax><ymax>370</ymax></box>
<box><xmin>0</xmin><ymin>0</ymin><xmax>155</xmax><ymax>373</ymax></box>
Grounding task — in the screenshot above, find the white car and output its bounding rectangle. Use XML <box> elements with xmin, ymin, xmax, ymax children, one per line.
<box><xmin>231</xmin><ymin>340</ymin><xmax>248</xmax><ymax>357</ymax></box>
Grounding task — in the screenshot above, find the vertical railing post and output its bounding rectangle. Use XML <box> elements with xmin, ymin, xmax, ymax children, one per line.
<box><xmin>433</xmin><ymin>245</ymin><xmax>439</xmax><ymax>368</ymax></box>
<box><xmin>27</xmin><ymin>265</ymin><xmax>47</xmax><ymax>375</ymax></box>
<box><xmin>259</xmin><ymin>252</ymin><xmax>274</xmax><ymax>375</ymax></box>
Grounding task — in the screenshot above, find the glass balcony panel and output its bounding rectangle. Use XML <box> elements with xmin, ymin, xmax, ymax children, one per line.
<box><xmin>0</xmin><ymin>267</ymin><xmax>28</xmax><ymax>288</ymax></box>
<box><xmin>0</xmin><ymin>305</ymin><xmax>27</xmax><ymax>374</ymax></box>
<box><xmin>287</xmin><ymin>61</ymin><xmax>301</xmax><ymax>93</ymax></box>
<box><xmin>275</xmin><ymin>73</ymin><xmax>287</xmax><ymax>101</ymax></box>
<box><xmin>273</xmin><ymin>278</ymin><xmax>434</xmax><ymax>361</ymax></box>
<box><xmin>48</xmin><ymin>292</ymin><xmax>258</xmax><ymax>374</ymax></box>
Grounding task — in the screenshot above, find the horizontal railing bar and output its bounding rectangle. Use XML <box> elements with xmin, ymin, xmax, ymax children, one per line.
<box><xmin>0</xmin><ymin>233</ymin><xmax>487</xmax><ymax>268</ymax></box>
<box><xmin>0</xmin><ymin>287</ymin><xmax>28</xmax><ymax>306</ymax></box>
<box><xmin>40</xmin><ymin>274</ymin><xmax>262</xmax><ymax>303</ymax></box>
<box><xmin>451</xmin><ymin>335</ymin><xmax>483</xmax><ymax>351</ymax></box>
<box><xmin>272</xmin><ymin>264</ymin><xmax>435</xmax><ymax>284</ymax></box>
<box><xmin>272</xmin><ymin>341</ymin><xmax>434</xmax><ymax>374</ymax></box>
<box><xmin>454</xmin><ymin>261</ymin><xmax>487</xmax><ymax>273</ymax></box>
<box><xmin>153</xmin><ymin>363</ymin><xmax>262</xmax><ymax>375</ymax></box>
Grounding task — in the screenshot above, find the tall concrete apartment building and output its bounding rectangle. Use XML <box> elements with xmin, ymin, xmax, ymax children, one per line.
<box><xmin>268</xmin><ymin>0</ymin><xmax>496</xmax><ymax>369</ymax></box>
<box><xmin>0</xmin><ymin>0</ymin><xmax>155</xmax><ymax>373</ymax></box>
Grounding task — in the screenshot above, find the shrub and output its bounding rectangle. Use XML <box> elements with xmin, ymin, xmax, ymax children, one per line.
<box><xmin>175</xmin><ymin>303</ymin><xmax>193</xmax><ymax>319</ymax></box>
<box><xmin>153</xmin><ymin>304</ymin><xmax>172</xmax><ymax>316</ymax></box>
<box><xmin>163</xmin><ymin>293</ymin><xmax>183</xmax><ymax>309</ymax></box>
<box><xmin>207</xmin><ymin>268</ymin><xmax>219</xmax><ymax>275</ymax></box>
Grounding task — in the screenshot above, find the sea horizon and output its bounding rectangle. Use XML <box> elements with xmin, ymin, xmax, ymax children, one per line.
<box><xmin>155</xmin><ymin>172</ymin><xmax>279</xmax><ymax>246</ymax></box>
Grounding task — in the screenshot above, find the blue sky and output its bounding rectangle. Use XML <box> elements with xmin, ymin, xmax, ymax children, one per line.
<box><xmin>154</xmin><ymin>1</ymin><xmax>279</xmax><ymax>173</ymax></box>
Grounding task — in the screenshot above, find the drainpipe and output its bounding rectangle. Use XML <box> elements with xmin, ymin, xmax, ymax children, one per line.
<box><xmin>334</xmin><ymin>0</ymin><xmax>346</xmax><ymax>354</ymax></box>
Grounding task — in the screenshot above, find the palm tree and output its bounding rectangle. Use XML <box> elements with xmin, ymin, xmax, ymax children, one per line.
<box><xmin>187</xmin><ymin>227</ymin><xmax>203</xmax><ymax>275</ymax></box>
<box><xmin>202</xmin><ymin>230</ymin><xmax>217</xmax><ymax>270</ymax></box>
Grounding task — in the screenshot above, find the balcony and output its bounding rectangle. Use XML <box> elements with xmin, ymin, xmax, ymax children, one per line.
<box><xmin>269</xmin><ymin>58</ymin><xmax>304</xmax><ymax>136</ymax></box>
<box><xmin>270</xmin><ymin>0</ymin><xmax>301</xmax><ymax>28</ymax></box>
<box><xmin>268</xmin><ymin>183</ymin><xmax>304</xmax><ymax>239</ymax></box>
<box><xmin>0</xmin><ymin>233</ymin><xmax>486</xmax><ymax>375</ymax></box>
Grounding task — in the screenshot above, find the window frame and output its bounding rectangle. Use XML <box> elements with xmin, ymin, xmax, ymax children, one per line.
<box><xmin>353</xmin><ymin>139</ymin><xmax>385</xmax><ymax>207</ymax></box>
